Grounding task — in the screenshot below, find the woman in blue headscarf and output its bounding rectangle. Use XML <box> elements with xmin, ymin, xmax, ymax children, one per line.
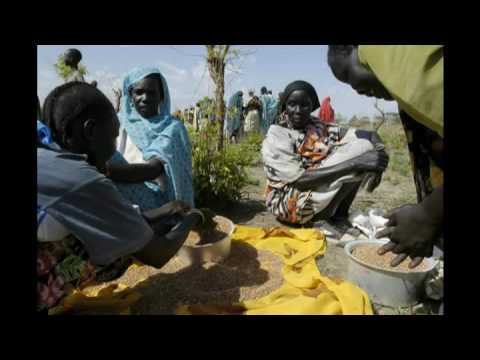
<box><xmin>106</xmin><ymin>66</ymin><xmax>194</xmax><ymax>212</ymax></box>
<box><xmin>225</xmin><ymin>91</ymin><xmax>243</xmax><ymax>143</ymax></box>
<box><xmin>260</xmin><ymin>87</ymin><xmax>278</xmax><ymax>135</ymax></box>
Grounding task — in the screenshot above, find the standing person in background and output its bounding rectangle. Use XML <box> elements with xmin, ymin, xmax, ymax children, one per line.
<box><xmin>260</xmin><ymin>86</ymin><xmax>277</xmax><ymax>135</ymax></box>
<box><xmin>244</xmin><ymin>90</ymin><xmax>254</xmax><ymax>109</ymax></box>
<box><xmin>318</xmin><ymin>96</ymin><xmax>335</xmax><ymax>124</ymax></box>
<box><xmin>268</xmin><ymin>89</ymin><xmax>279</xmax><ymax>126</ymax></box>
<box><xmin>273</xmin><ymin>92</ymin><xmax>283</xmax><ymax>124</ymax></box>
<box><xmin>225</xmin><ymin>91</ymin><xmax>244</xmax><ymax>143</ymax></box>
<box><xmin>240</xmin><ymin>90</ymin><xmax>254</xmax><ymax>139</ymax></box>
<box><xmin>267</xmin><ymin>89</ymin><xmax>275</xmax><ymax>105</ymax></box>
<box><xmin>187</xmin><ymin>107</ymin><xmax>195</xmax><ymax>129</ymax></box>
<box><xmin>275</xmin><ymin>92</ymin><xmax>284</xmax><ymax>124</ymax></box>
<box><xmin>193</xmin><ymin>102</ymin><xmax>201</xmax><ymax>131</ymax></box>
<box><xmin>244</xmin><ymin>95</ymin><xmax>262</xmax><ymax>135</ymax></box>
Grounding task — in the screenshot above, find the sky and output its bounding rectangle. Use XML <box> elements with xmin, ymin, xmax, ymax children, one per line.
<box><xmin>37</xmin><ymin>45</ymin><xmax>398</xmax><ymax>119</ymax></box>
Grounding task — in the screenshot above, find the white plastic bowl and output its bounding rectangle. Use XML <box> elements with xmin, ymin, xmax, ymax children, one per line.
<box><xmin>177</xmin><ymin>216</ymin><xmax>234</xmax><ymax>266</ymax></box>
<box><xmin>344</xmin><ymin>239</ymin><xmax>438</xmax><ymax>307</ymax></box>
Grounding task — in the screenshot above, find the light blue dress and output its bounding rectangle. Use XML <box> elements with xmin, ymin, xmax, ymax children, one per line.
<box><xmin>109</xmin><ymin>66</ymin><xmax>194</xmax><ymax>211</ymax></box>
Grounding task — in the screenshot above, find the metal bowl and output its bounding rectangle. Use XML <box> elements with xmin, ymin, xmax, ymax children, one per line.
<box><xmin>177</xmin><ymin>216</ymin><xmax>234</xmax><ymax>266</ymax></box>
<box><xmin>344</xmin><ymin>239</ymin><xmax>438</xmax><ymax>307</ymax></box>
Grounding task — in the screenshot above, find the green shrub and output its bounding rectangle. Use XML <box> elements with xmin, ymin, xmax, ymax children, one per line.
<box><xmin>189</xmin><ymin>122</ymin><xmax>259</xmax><ymax>207</ymax></box>
<box><xmin>53</xmin><ymin>55</ymin><xmax>87</xmax><ymax>81</ymax></box>
<box><xmin>241</xmin><ymin>131</ymin><xmax>264</xmax><ymax>154</ymax></box>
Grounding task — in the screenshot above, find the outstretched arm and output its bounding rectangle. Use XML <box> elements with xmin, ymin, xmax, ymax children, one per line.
<box><xmin>106</xmin><ymin>157</ymin><xmax>165</xmax><ymax>183</ymax></box>
<box><xmin>295</xmin><ymin>150</ymin><xmax>389</xmax><ymax>191</ymax></box>
<box><xmin>113</xmin><ymin>88</ymin><xmax>122</xmax><ymax>113</ymax></box>
<box><xmin>134</xmin><ymin>211</ymin><xmax>202</xmax><ymax>269</ymax></box>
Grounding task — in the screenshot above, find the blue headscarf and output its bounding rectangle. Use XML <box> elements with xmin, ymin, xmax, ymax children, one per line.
<box><xmin>260</xmin><ymin>94</ymin><xmax>278</xmax><ymax>135</ymax></box>
<box><xmin>37</xmin><ymin>120</ymin><xmax>53</xmax><ymax>146</ymax></box>
<box><xmin>228</xmin><ymin>91</ymin><xmax>243</xmax><ymax>109</ymax></box>
<box><xmin>118</xmin><ymin>66</ymin><xmax>194</xmax><ymax>207</ymax></box>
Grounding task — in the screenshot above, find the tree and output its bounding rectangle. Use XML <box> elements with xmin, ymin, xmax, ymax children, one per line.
<box><xmin>205</xmin><ymin>45</ymin><xmax>231</xmax><ymax>150</ymax></box>
<box><xmin>373</xmin><ymin>99</ymin><xmax>386</xmax><ymax>131</ymax></box>
<box><xmin>53</xmin><ymin>54</ymin><xmax>87</xmax><ymax>82</ymax></box>
<box><xmin>205</xmin><ymin>45</ymin><xmax>254</xmax><ymax>150</ymax></box>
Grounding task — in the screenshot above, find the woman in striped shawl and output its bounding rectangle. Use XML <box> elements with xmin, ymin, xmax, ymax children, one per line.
<box><xmin>261</xmin><ymin>80</ymin><xmax>389</xmax><ymax>229</ymax></box>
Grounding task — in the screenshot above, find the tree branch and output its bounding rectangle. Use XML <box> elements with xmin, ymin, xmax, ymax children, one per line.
<box><xmin>374</xmin><ymin>99</ymin><xmax>386</xmax><ymax>131</ymax></box>
<box><xmin>206</xmin><ymin>45</ymin><xmax>215</xmax><ymax>58</ymax></box>
<box><xmin>222</xmin><ymin>45</ymin><xmax>231</xmax><ymax>60</ymax></box>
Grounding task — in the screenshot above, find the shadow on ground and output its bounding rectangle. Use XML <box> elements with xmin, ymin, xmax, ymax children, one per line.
<box><xmin>210</xmin><ymin>199</ymin><xmax>269</xmax><ymax>226</ymax></box>
<box><xmin>67</xmin><ymin>243</ymin><xmax>272</xmax><ymax>315</ymax></box>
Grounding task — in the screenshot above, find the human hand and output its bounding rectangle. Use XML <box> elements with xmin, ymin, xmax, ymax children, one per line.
<box><xmin>113</xmin><ymin>88</ymin><xmax>122</xmax><ymax>100</ymax></box>
<box><xmin>365</xmin><ymin>172</ymin><xmax>383</xmax><ymax>193</ymax></box>
<box><xmin>376</xmin><ymin>204</ymin><xmax>439</xmax><ymax>268</ymax></box>
<box><xmin>148</xmin><ymin>157</ymin><xmax>166</xmax><ymax>178</ymax></box>
<box><xmin>167</xmin><ymin>200</ymin><xmax>192</xmax><ymax>217</ymax></box>
<box><xmin>370</xmin><ymin>131</ymin><xmax>384</xmax><ymax>149</ymax></box>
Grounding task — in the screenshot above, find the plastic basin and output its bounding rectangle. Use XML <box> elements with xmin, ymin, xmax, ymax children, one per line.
<box><xmin>177</xmin><ymin>216</ymin><xmax>234</xmax><ymax>266</ymax></box>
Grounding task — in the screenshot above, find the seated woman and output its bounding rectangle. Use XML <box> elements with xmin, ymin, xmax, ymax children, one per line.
<box><xmin>262</xmin><ymin>80</ymin><xmax>389</xmax><ymax>230</ymax></box>
<box><xmin>37</xmin><ymin>82</ymin><xmax>203</xmax><ymax>312</ymax></box>
<box><xmin>106</xmin><ymin>67</ymin><xmax>194</xmax><ymax>214</ymax></box>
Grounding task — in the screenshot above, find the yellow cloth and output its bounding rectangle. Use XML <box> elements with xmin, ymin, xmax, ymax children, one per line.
<box><xmin>358</xmin><ymin>45</ymin><xmax>444</xmax><ymax>138</ymax></box>
<box><xmin>228</xmin><ymin>226</ymin><xmax>372</xmax><ymax>315</ymax></box>
<box><xmin>53</xmin><ymin>226</ymin><xmax>373</xmax><ymax>315</ymax></box>
<box><xmin>49</xmin><ymin>283</ymin><xmax>142</xmax><ymax>315</ymax></box>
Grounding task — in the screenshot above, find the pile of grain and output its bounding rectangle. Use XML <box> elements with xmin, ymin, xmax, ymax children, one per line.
<box><xmin>352</xmin><ymin>244</ymin><xmax>429</xmax><ymax>273</ymax></box>
<box><xmin>185</xmin><ymin>216</ymin><xmax>231</xmax><ymax>246</ymax></box>
<box><xmin>86</xmin><ymin>242</ymin><xmax>284</xmax><ymax>315</ymax></box>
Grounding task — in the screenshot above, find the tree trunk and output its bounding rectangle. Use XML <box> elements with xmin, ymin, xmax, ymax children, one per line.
<box><xmin>215</xmin><ymin>74</ymin><xmax>226</xmax><ymax>150</ymax></box>
<box><xmin>207</xmin><ymin>54</ymin><xmax>227</xmax><ymax>150</ymax></box>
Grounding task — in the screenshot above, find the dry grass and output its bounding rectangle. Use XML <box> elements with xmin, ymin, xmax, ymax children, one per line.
<box><xmin>352</xmin><ymin>123</ymin><xmax>417</xmax><ymax>212</ymax></box>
